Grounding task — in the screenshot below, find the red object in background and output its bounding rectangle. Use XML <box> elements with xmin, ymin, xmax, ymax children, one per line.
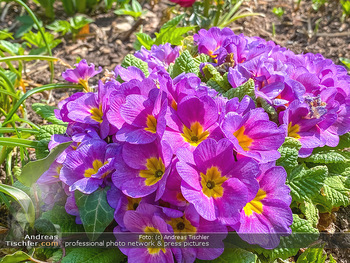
<box><xmin>169</xmin><ymin>0</ymin><xmax>196</xmax><ymax>7</ymax></box>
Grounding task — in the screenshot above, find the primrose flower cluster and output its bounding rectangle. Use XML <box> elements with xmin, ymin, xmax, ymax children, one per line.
<box><xmin>37</xmin><ymin>27</ymin><xmax>350</xmax><ymax>262</ymax></box>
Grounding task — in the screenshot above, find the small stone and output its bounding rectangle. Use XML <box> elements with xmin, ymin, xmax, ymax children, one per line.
<box><xmin>115</xmin><ymin>22</ymin><xmax>132</xmax><ymax>32</ymax></box>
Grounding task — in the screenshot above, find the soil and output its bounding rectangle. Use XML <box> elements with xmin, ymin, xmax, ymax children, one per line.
<box><xmin>1</xmin><ymin>0</ymin><xmax>350</xmax><ymax>262</ymax></box>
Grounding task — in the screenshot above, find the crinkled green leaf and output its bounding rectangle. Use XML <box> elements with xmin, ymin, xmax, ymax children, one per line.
<box><xmin>299</xmin><ymin>200</ymin><xmax>319</xmax><ymax>228</ymax></box>
<box><xmin>305</xmin><ymin>149</ymin><xmax>350</xmax><ymax>164</ymax></box>
<box><xmin>19</xmin><ymin>141</ymin><xmax>72</xmax><ymax>186</ymax></box>
<box><xmin>296</xmin><ymin>245</ymin><xmax>326</xmax><ymax>263</ymax></box>
<box><xmin>256</xmin><ymin>97</ymin><xmax>278</xmax><ymax>122</ymax></box>
<box><xmin>201</xmin><ymin>64</ymin><xmax>231</xmax><ymax>92</ymax></box>
<box><xmin>171</xmin><ymin>50</ymin><xmax>199</xmax><ymax>78</ymax></box>
<box><xmin>224</xmin><ymin>79</ymin><xmax>256</xmax><ymax>101</ymax></box>
<box><xmin>75</xmin><ymin>188</ymin><xmax>114</xmax><ymax>241</ymax></box>
<box><xmin>41</xmin><ymin>205</ymin><xmax>84</xmax><ymax>233</ymax></box>
<box><xmin>61</xmin><ymin>248</ymin><xmax>125</xmax><ymax>263</ymax></box>
<box><xmin>36</xmin><ymin>124</ymin><xmax>67</xmax><ymax>141</ymax></box>
<box><xmin>121</xmin><ymin>54</ymin><xmax>150</xmax><ymax>77</ymax></box>
<box><xmin>255</xmin><ymin>215</ymin><xmax>319</xmax><ymax>261</ymax></box>
<box><xmin>312</xmin><ymin>173</ymin><xmax>350</xmax><ymax>212</ymax></box>
<box><xmin>277</xmin><ymin>138</ymin><xmax>302</xmax><ymax>174</ymax></box>
<box><xmin>32</xmin><ymin>103</ymin><xmax>66</xmax><ymax>125</ymax></box>
<box><xmin>287</xmin><ymin>165</ymin><xmax>328</xmax><ymax>203</ymax></box>
<box><xmin>207</xmin><ymin>79</ymin><xmax>227</xmax><ymax>94</ymax></box>
<box><xmin>193</xmin><ymin>53</ymin><xmax>210</xmax><ymax>66</ymax></box>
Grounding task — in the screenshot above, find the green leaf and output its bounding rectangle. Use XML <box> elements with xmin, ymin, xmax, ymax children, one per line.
<box><xmin>121</xmin><ymin>54</ymin><xmax>150</xmax><ymax>77</ymax></box>
<box><xmin>224</xmin><ymin>79</ymin><xmax>256</xmax><ymax>101</ymax></box>
<box><xmin>160</xmin><ymin>15</ymin><xmax>184</xmax><ymax>33</ymax></box>
<box><xmin>41</xmin><ymin>205</ymin><xmax>84</xmax><ymax>233</ymax></box>
<box><xmin>255</xmin><ymin>215</ymin><xmax>319</xmax><ymax>261</ymax></box>
<box><xmin>32</xmin><ymin>103</ymin><xmax>67</xmax><ymax>125</ymax></box>
<box><xmin>201</xmin><ymin>64</ymin><xmax>231</xmax><ymax>92</ymax></box>
<box><xmin>70</xmin><ymin>16</ymin><xmax>94</xmax><ymax>31</ymax></box>
<box><xmin>34</xmin><ymin>218</ymin><xmax>57</xmax><ymax>235</ymax></box>
<box><xmin>0</xmin><ymin>30</ymin><xmax>14</xmax><ymax>40</ymax></box>
<box><xmin>0</xmin><ymin>184</ymin><xmax>35</xmax><ymax>227</ymax></box>
<box><xmin>0</xmin><ymin>251</ymin><xmax>31</xmax><ymax>263</ymax></box>
<box><xmin>0</xmin><ymin>40</ymin><xmax>21</xmax><ymax>55</ymax></box>
<box><xmin>154</xmin><ymin>26</ymin><xmax>195</xmax><ymax>46</ymax></box>
<box><xmin>336</xmin><ymin>132</ymin><xmax>350</xmax><ymax>149</ymax></box>
<box><xmin>256</xmin><ymin>97</ymin><xmax>278</xmax><ymax>123</ymax></box>
<box><xmin>277</xmin><ymin>137</ymin><xmax>302</xmax><ymax>174</ymax></box>
<box><xmin>304</xmin><ymin>149</ymin><xmax>350</xmax><ymax>164</ymax></box>
<box><xmin>287</xmin><ymin>165</ymin><xmax>328</xmax><ymax>203</ymax></box>
<box><xmin>171</xmin><ymin>50</ymin><xmax>199</xmax><ymax>78</ymax></box>
<box><xmin>198</xmin><ymin>247</ymin><xmax>257</xmax><ymax>262</ymax></box>
<box><xmin>22</xmin><ymin>29</ymin><xmax>61</xmax><ymax>50</ymax></box>
<box><xmin>296</xmin><ymin>246</ymin><xmax>326</xmax><ymax>263</ymax></box>
<box><xmin>135</xmin><ymin>32</ymin><xmax>154</xmax><ymax>50</ymax></box>
<box><xmin>46</xmin><ymin>20</ymin><xmax>71</xmax><ymax>35</ymax></box>
<box><xmin>61</xmin><ymin>248</ymin><xmax>125</xmax><ymax>263</ymax></box>
<box><xmin>36</xmin><ymin>125</ymin><xmax>67</xmax><ymax>141</ymax></box>
<box><xmin>328</xmin><ymin>254</ymin><xmax>336</xmax><ymax>263</ymax></box>
<box><xmin>311</xmin><ymin>173</ymin><xmax>350</xmax><ymax>212</ymax></box>
<box><xmin>75</xmin><ymin>188</ymin><xmax>114</xmax><ymax>241</ymax></box>
<box><xmin>206</xmin><ymin>79</ymin><xmax>227</xmax><ymax>94</ymax></box>
<box><xmin>18</xmin><ymin>141</ymin><xmax>72</xmax><ymax>186</ymax></box>
<box><xmin>340</xmin><ymin>57</ymin><xmax>350</xmax><ymax>70</ymax></box>
<box><xmin>193</xmin><ymin>53</ymin><xmax>210</xmax><ymax>66</ymax></box>
<box><xmin>299</xmin><ymin>200</ymin><xmax>319</xmax><ymax>228</ymax></box>
<box><xmin>35</xmin><ymin>138</ymin><xmax>50</xmax><ymax>159</ymax></box>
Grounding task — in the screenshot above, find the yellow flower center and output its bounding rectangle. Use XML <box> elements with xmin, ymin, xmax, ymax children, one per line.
<box><xmin>126</xmin><ymin>197</ymin><xmax>142</xmax><ymax>210</ymax></box>
<box><xmin>84</xmin><ymin>160</ymin><xmax>104</xmax><ymax>178</ymax></box>
<box><xmin>78</xmin><ymin>78</ymin><xmax>90</xmax><ymax>92</ymax></box>
<box><xmin>139</xmin><ymin>157</ymin><xmax>165</xmax><ymax>186</ymax></box>
<box><xmin>243</xmin><ymin>189</ymin><xmax>267</xmax><ymax>217</ymax></box>
<box><xmin>90</xmin><ymin>105</ymin><xmax>103</xmax><ymax>123</ymax></box>
<box><xmin>233</xmin><ymin>126</ymin><xmax>253</xmax><ymax>151</ymax></box>
<box><xmin>288</xmin><ymin>122</ymin><xmax>301</xmax><ymax>139</ymax></box>
<box><xmin>144</xmin><ymin>115</ymin><xmax>157</xmax><ymax>133</ymax></box>
<box><xmin>181</xmin><ymin>122</ymin><xmax>210</xmax><ymax>147</ymax></box>
<box><xmin>168</xmin><ymin>217</ymin><xmax>197</xmax><ymax>235</ymax></box>
<box><xmin>142</xmin><ymin>226</ymin><xmax>165</xmax><ymax>255</ymax></box>
<box><xmin>200</xmin><ymin>166</ymin><xmax>227</xmax><ymax>198</ymax></box>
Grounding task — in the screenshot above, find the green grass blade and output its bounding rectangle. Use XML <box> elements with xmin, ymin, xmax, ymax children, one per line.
<box><xmin>0</xmin><ymin>137</ymin><xmax>39</xmax><ymax>148</ymax></box>
<box><xmin>4</xmin><ymin>83</ymin><xmax>82</xmax><ymax>123</ymax></box>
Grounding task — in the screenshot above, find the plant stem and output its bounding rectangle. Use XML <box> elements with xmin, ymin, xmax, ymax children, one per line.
<box><xmin>203</xmin><ymin>0</ymin><xmax>210</xmax><ymax>17</ymax></box>
<box><xmin>0</xmin><ymin>55</ymin><xmax>58</xmax><ymax>63</ymax></box>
